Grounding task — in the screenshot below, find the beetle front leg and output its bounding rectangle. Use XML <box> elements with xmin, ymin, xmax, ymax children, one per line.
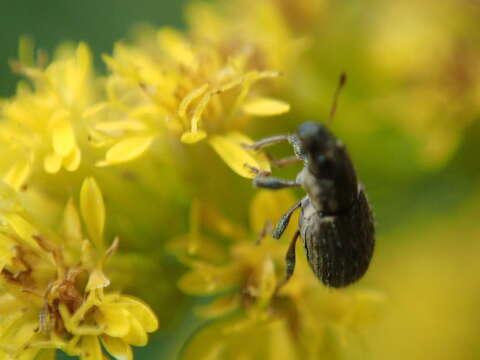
<box><xmin>244</xmin><ymin>163</ymin><xmax>300</xmax><ymax>189</ymax></box>
<box><xmin>275</xmin><ymin>230</ymin><xmax>300</xmax><ymax>294</ymax></box>
<box><xmin>243</xmin><ymin>134</ymin><xmax>291</xmax><ymax>151</ymax></box>
<box><xmin>253</xmin><ymin>176</ymin><xmax>300</xmax><ymax>190</ymax></box>
<box><xmin>273</xmin><ymin>199</ymin><xmax>303</xmax><ymax>239</ymax></box>
<box><xmin>267</xmin><ymin>155</ymin><xmax>302</xmax><ymax>168</ymax></box>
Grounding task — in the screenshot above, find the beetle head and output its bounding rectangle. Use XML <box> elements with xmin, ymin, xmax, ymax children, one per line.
<box><xmin>297</xmin><ymin>121</ymin><xmax>335</xmax><ymax>154</ymax></box>
<box><xmin>297</xmin><ymin>121</ymin><xmax>337</xmax><ymax>177</ymax></box>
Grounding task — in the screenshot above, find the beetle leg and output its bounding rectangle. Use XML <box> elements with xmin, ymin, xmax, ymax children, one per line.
<box><xmin>244</xmin><ymin>163</ymin><xmax>299</xmax><ymax>189</ymax></box>
<box><xmin>275</xmin><ymin>230</ymin><xmax>300</xmax><ymax>294</ymax></box>
<box><xmin>253</xmin><ymin>176</ymin><xmax>300</xmax><ymax>189</ymax></box>
<box><xmin>244</xmin><ymin>163</ymin><xmax>272</xmax><ymax>177</ymax></box>
<box><xmin>242</xmin><ymin>134</ymin><xmax>291</xmax><ymax>151</ymax></box>
<box><xmin>267</xmin><ymin>154</ymin><xmax>303</xmax><ymax>168</ymax></box>
<box><xmin>243</xmin><ymin>134</ymin><xmax>307</xmax><ymax>163</ymax></box>
<box><xmin>256</xmin><ymin>220</ymin><xmax>273</xmax><ymax>245</ymax></box>
<box><xmin>273</xmin><ymin>200</ymin><xmax>302</xmax><ymax>239</ymax></box>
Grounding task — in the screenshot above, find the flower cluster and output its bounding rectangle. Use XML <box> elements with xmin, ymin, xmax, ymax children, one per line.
<box><xmin>363</xmin><ymin>0</ymin><xmax>480</xmax><ymax>168</ymax></box>
<box><xmin>89</xmin><ymin>25</ymin><xmax>291</xmax><ymax>176</ymax></box>
<box><xmin>0</xmin><ymin>178</ymin><xmax>157</xmax><ymax>359</ymax></box>
<box><xmin>171</xmin><ymin>191</ymin><xmax>383</xmax><ymax>358</ymax></box>
<box><xmin>0</xmin><ymin>40</ymin><xmax>98</xmax><ymax>189</ymax></box>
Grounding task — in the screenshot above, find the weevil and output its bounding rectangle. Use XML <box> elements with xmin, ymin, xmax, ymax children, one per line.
<box><xmin>245</xmin><ymin>74</ymin><xmax>375</xmax><ymax>289</ymax></box>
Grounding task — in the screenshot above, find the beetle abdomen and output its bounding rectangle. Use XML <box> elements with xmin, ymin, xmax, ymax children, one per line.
<box><xmin>300</xmin><ymin>187</ymin><xmax>374</xmax><ymax>287</ymax></box>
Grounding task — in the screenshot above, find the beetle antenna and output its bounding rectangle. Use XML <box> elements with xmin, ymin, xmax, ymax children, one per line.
<box><xmin>328</xmin><ymin>72</ymin><xmax>347</xmax><ymax>124</ymax></box>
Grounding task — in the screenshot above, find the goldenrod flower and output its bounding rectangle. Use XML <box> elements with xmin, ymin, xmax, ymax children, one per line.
<box><xmin>86</xmin><ymin>25</ymin><xmax>290</xmax><ymax>177</ymax></box>
<box><xmin>0</xmin><ymin>40</ymin><xmax>99</xmax><ymax>192</ymax></box>
<box><xmin>171</xmin><ymin>191</ymin><xmax>383</xmax><ymax>358</ymax></box>
<box><xmin>0</xmin><ymin>178</ymin><xmax>158</xmax><ymax>359</ymax></box>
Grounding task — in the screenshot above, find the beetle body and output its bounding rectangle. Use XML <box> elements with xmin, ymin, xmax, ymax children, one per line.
<box><xmin>296</xmin><ymin>121</ymin><xmax>374</xmax><ymax>287</ymax></box>
<box><xmin>249</xmin><ymin>121</ymin><xmax>375</xmax><ymax>289</ymax></box>
<box><xmin>300</xmin><ymin>187</ymin><xmax>374</xmax><ymax>287</ymax></box>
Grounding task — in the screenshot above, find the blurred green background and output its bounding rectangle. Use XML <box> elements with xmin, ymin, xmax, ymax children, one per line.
<box><xmin>0</xmin><ymin>0</ymin><xmax>186</xmax><ymax>97</ymax></box>
<box><xmin>2</xmin><ymin>0</ymin><xmax>480</xmax><ymax>359</ymax></box>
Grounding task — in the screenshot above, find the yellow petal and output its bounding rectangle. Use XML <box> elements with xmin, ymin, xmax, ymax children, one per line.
<box><xmin>82</xmin><ymin>102</ymin><xmax>108</xmax><ymax>119</ymax></box>
<box><xmin>226</xmin><ymin>132</ymin><xmax>271</xmax><ymax>172</ymax></box>
<box><xmin>80</xmin><ymin>336</ymin><xmax>103</xmax><ymax>360</ymax></box>
<box><xmin>63</xmin><ymin>146</ymin><xmax>81</xmax><ymax>171</ymax></box>
<box><xmin>4</xmin><ymin>161</ymin><xmax>31</xmax><ymax>191</ymax></box>
<box><xmin>181</xmin><ymin>130</ymin><xmax>207</xmax><ymax>144</ymax></box>
<box><xmin>0</xmin><ymin>294</ymin><xmax>19</xmax><ymax>314</ymax></box>
<box><xmin>77</xmin><ymin>42</ymin><xmax>92</xmax><ymax>73</ymax></box>
<box><xmin>230</xmin><ymin>70</ymin><xmax>280</xmax><ymax>115</ymax></box>
<box><xmin>268</xmin><ymin>320</ymin><xmax>297</xmax><ymax>360</ymax></box>
<box><xmin>195</xmin><ymin>294</ymin><xmax>240</xmax><ymax>319</ymax></box>
<box><xmin>179</xmin><ymin>316</ymin><xmax>258</xmax><ymax>360</ymax></box>
<box><xmin>85</xmin><ymin>129</ymin><xmax>111</xmax><ymax>149</ymax></box>
<box><xmin>208</xmin><ymin>133</ymin><xmax>269</xmax><ymax>179</ymax></box>
<box><xmin>0</xmin><ymin>235</ymin><xmax>15</xmax><ymax>270</ymax></box>
<box><xmin>158</xmin><ymin>28</ymin><xmax>197</xmax><ymax>70</ymax></box>
<box><xmin>249</xmin><ymin>190</ymin><xmax>298</xmax><ymax>238</ymax></box>
<box><xmin>178</xmin><ymin>270</ymin><xmax>218</xmax><ymax>295</ymax></box>
<box><xmin>178</xmin><ymin>84</ymin><xmax>209</xmax><ymax>119</ymax></box>
<box><xmin>189</xmin><ymin>92</ymin><xmax>211</xmax><ymax>132</ymax></box>
<box><xmin>116</xmin><ymin>296</ymin><xmax>159</xmax><ymax>333</ymax></box>
<box><xmin>102</xmin><ymin>336</ymin><xmax>133</xmax><ymax>360</ymax></box>
<box><xmin>80</xmin><ymin>177</ymin><xmax>105</xmax><ymax>247</ymax></box>
<box><xmin>97</xmin><ymin>305</ymin><xmax>131</xmax><ymax>337</ymax></box>
<box><xmin>256</xmin><ymin>257</ymin><xmax>277</xmax><ymax>308</ymax></box>
<box><xmin>44</xmin><ymin>152</ymin><xmax>62</xmax><ymax>173</ymax></box>
<box><xmin>167</xmin><ymin>234</ymin><xmax>226</xmax><ymax>263</ymax></box>
<box><xmin>62</xmin><ymin>198</ymin><xmax>82</xmax><ymax>242</ymax></box>
<box><xmin>0</xmin><ymin>317</ymin><xmax>38</xmax><ymax>353</ymax></box>
<box><xmin>122</xmin><ymin>316</ymin><xmax>148</xmax><ymax>347</ymax></box>
<box><xmin>85</xmin><ymin>267</ymin><xmax>110</xmax><ymax>291</ymax></box>
<box><xmin>242</xmin><ymin>97</ymin><xmax>290</xmax><ymax>116</ymax></box>
<box><xmin>94</xmin><ymin>120</ymin><xmax>147</xmax><ymax>133</ymax></box>
<box><xmin>177</xmin><ymin>265</ymin><xmax>240</xmax><ymax>295</ymax></box>
<box><xmin>97</xmin><ymin>135</ymin><xmax>155</xmax><ymax>166</ymax></box>
<box><xmin>5</xmin><ymin>214</ymin><xmax>39</xmax><ymax>247</ymax></box>
<box><xmin>52</xmin><ymin>112</ymin><xmax>75</xmax><ymax>156</ymax></box>
<box><xmin>102</xmin><ymin>237</ymin><xmax>120</xmax><ymax>266</ymax></box>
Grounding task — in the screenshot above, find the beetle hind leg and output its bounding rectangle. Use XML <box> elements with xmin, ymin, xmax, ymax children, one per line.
<box><xmin>275</xmin><ymin>230</ymin><xmax>300</xmax><ymax>294</ymax></box>
<box><xmin>256</xmin><ymin>220</ymin><xmax>273</xmax><ymax>245</ymax></box>
<box><xmin>273</xmin><ymin>199</ymin><xmax>303</xmax><ymax>239</ymax></box>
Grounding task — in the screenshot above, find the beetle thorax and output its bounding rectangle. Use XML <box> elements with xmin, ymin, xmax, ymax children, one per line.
<box><xmin>298</xmin><ymin>166</ymin><xmax>339</xmax><ymax>213</ymax></box>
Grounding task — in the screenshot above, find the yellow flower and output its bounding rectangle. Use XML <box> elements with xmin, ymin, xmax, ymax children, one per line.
<box><xmin>0</xmin><ymin>178</ymin><xmax>158</xmax><ymax>359</ymax></box>
<box><xmin>360</xmin><ymin>0</ymin><xmax>480</xmax><ymax>169</ymax></box>
<box><xmin>84</xmin><ymin>24</ymin><xmax>290</xmax><ymax>177</ymax></box>
<box><xmin>186</xmin><ymin>0</ymin><xmax>307</xmax><ymax>73</ymax></box>
<box><xmin>171</xmin><ymin>190</ymin><xmax>383</xmax><ymax>359</ymax></box>
<box><xmin>0</xmin><ymin>40</ymin><xmax>99</xmax><ymax>191</ymax></box>
<box><xmin>354</xmin><ymin>0</ymin><xmax>478</xmax><ymax>170</ymax></box>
